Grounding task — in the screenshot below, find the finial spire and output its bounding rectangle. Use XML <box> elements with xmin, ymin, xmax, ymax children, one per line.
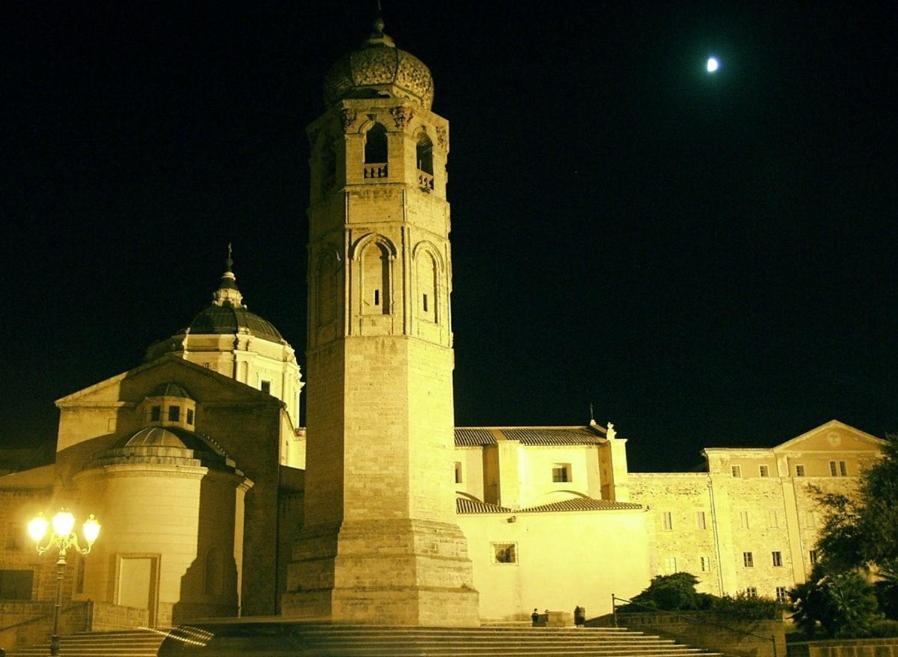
<box><xmin>212</xmin><ymin>244</ymin><xmax>244</xmax><ymax>308</ymax></box>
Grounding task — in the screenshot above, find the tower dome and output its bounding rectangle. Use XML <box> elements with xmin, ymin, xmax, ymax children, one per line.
<box><xmin>323</xmin><ymin>17</ymin><xmax>434</xmax><ymax>110</ymax></box>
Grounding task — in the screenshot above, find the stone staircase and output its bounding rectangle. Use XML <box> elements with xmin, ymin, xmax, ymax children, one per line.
<box><xmin>7</xmin><ymin>628</ymin><xmax>167</xmax><ymax>657</ymax></box>
<box><xmin>7</xmin><ymin>623</ymin><xmax>724</xmax><ymax>657</ymax></box>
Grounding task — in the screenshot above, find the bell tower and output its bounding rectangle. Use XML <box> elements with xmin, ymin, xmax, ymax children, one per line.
<box><xmin>282</xmin><ymin>18</ymin><xmax>479</xmax><ymax>625</ymax></box>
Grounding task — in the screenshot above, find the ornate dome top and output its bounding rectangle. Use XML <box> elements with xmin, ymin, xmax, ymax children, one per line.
<box><xmin>323</xmin><ymin>17</ymin><xmax>434</xmax><ymax>110</ymax></box>
<box><xmin>184</xmin><ymin>247</ymin><xmax>284</xmax><ymax>344</ymax></box>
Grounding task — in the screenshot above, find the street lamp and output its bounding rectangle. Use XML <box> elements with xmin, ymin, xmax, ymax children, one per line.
<box><xmin>28</xmin><ymin>510</ymin><xmax>101</xmax><ymax>656</ymax></box>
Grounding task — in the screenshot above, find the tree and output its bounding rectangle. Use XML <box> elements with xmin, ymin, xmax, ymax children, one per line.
<box><xmin>790</xmin><ymin>566</ymin><xmax>879</xmax><ymax>638</ymax></box>
<box><xmin>816</xmin><ymin>433</ymin><xmax>898</xmax><ymax>574</ymax></box>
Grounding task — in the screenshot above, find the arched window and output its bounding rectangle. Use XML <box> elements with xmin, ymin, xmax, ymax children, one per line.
<box><xmin>364</xmin><ymin>123</ymin><xmax>388</xmax><ymax>164</ymax></box>
<box><xmin>416</xmin><ymin>132</ymin><xmax>434</xmax><ymax>189</ymax></box>
<box><xmin>416</xmin><ymin>133</ymin><xmax>433</xmax><ymax>174</ymax></box>
<box><xmin>416</xmin><ymin>250</ymin><xmax>438</xmax><ymax>323</ymax></box>
<box><xmin>361</xmin><ymin>241</ymin><xmax>391</xmax><ymax>315</ymax></box>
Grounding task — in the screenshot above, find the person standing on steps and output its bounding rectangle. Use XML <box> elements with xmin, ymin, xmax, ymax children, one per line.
<box><xmin>574</xmin><ymin>605</ymin><xmax>586</xmax><ymax>627</ymax></box>
<box><xmin>531</xmin><ymin>608</ymin><xmax>540</xmax><ymax>626</ymax></box>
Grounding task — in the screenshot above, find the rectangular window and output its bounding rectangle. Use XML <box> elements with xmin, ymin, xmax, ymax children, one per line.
<box><xmin>795</xmin><ymin>464</ymin><xmax>806</xmax><ymax>477</ymax></box>
<box><xmin>772</xmin><ymin>551</ymin><xmax>783</xmax><ymax>567</ymax></box>
<box><xmin>0</xmin><ymin>570</ymin><xmax>33</xmax><ymax>600</ymax></box>
<box><xmin>731</xmin><ymin>465</ymin><xmax>742</xmax><ymax>478</ymax></box>
<box><xmin>662</xmin><ymin>511</ymin><xmax>673</xmax><ymax>531</ymax></box>
<box><xmin>454</xmin><ymin>462</ymin><xmax>463</xmax><ymax>484</ymax></box>
<box><xmin>809</xmin><ymin>549</ymin><xmax>819</xmax><ymax>565</ymax></box>
<box><xmin>696</xmin><ymin>511</ymin><xmax>707</xmax><ymax>530</ymax></box>
<box><xmin>840</xmin><ymin>461</ymin><xmax>848</xmax><ymax>476</ymax></box>
<box><xmin>829</xmin><ymin>460</ymin><xmax>837</xmax><ymax>476</ymax></box>
<box><xmin>423</xmin><ymin>294</ymin><xmax>429</xmax><ymax>312</ymax></box>
<box><xmin>552</xmin><ymin>464</ymin><xmax>571</xmax><ymax>483</ymax></box>
<box><xmin>493</xmin><ymin>543</ymin><xmax>517</xmax><ymax>564</ymax></box>
<box><xmin>665</xmin><ymin>556</ymin><xmax>678</xmax><ymax>574</ymax></box>
<box><xmin>186</xmin><ymin>408</ymin><xmax>194</xmax><ymax>425</ymax></box>
<box><xmin>151</xmin><ymin>405</ymin><xmax>161</xmax><ymax>422</ymax></box>
<box><xmin>168</xmin><ymin>405</ymin><xmax>180</xmax><ymax>422</ymax></box>
<box><xmin>746</xmin><ymin>587</ymin><xmax>758</xmax><ymax>598</ymax></box>
<box><xmin>768</xmin><ymin>509</ymin><xmax>781</xmax><ymax>529</ymax></box>
<box><xmin>700</xmin><ymin>556</ymin><xmax>711</xmax><ymax>572</ymax></box>
<box><xmin>739</xmin><ymin>510</ymin><xmax>750</xmax><ymax>529</ymax></box>
<box><xmin>759</xmin><ymin>465</ymin><xmax>769</xmax><ymax>477</ymax></box>
<box><xmin>743</xmin><ymin>552</ymin><xmax>754</xmax><ymax>567</ymax></box>
<box><xmin>374</xmin><ymin>289</ymin><xmax>380</xmax><ymax>306</ymax></box>
<box><xmin>776</xmin><ymin>586</ymin><xmax>789</xmax><ymax>603</ymax></box>
<box><xmin>261</xmin><ymin>380</ymin><xmax>271</xmax><ymax>394</ymax></box>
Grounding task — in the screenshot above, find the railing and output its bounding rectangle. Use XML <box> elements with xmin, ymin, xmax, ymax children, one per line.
<box><xmin>611</xmin><ymin>594</ymin><xmax>780</xmax><ymax>657</ymax></box>
<box><xmin>0</xmin><ymin>601</ymin><xmax>91</xmax><ymax>648</ymax></box>
<box><xmin>364</xmin><ymin>163</ymin><xmax>388</xmax><ymax>179</ymax></box>
<box><xmin>417</xmin><ymin>170</ymin><xmax>434</xmax><ymax>190</ymax></box>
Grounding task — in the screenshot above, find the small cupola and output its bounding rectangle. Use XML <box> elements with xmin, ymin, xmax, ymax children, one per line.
<box><xmin>140</xmin><ymin>382</ymin><xmax>197</xmax><ymax>430</ymax></box>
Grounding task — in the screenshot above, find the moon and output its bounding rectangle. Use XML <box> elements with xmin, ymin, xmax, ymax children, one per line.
<box><xmin>706</xmin><ymin>57</ymin><xmax>720</xmax><ymax>73</ymax></box>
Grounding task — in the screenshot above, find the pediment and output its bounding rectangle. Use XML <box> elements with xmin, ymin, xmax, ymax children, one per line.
<box><xmin>55</xmin><ymin>355</ymin><xmax>274</xmax><ymax>408</ymax></box>
<box><xmin>774</xmin><ymin>420</ymin><xmax>884</xmax><ymax>453</ymax></box>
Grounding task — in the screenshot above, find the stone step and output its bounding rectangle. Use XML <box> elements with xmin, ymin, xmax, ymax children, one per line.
<box><xmin>10</xmin><ymin>623</ymin><xmax>723</xmax><ymax>657</ymax></box>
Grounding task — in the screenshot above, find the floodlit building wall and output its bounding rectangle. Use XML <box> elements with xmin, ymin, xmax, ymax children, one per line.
<box><xmin>457</xmin><ymin>508</ymin><xmax>651</xmax><ymax>620</ymax></box>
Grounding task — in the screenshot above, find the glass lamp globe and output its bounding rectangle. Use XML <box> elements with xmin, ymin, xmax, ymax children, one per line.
<box><xmin>82</xmin><ymin>515</ymin><xmax>101</xmax><ymax>545</ymax></box>
<box><xmin>28</xmin><ymin>515</ymin><xmax>49</xmax><ymax>543</ymax></box>
<box><xmin>52</xmin><ymin>511</ymin><xmax>76</xmax><ymax>538</ymax></box>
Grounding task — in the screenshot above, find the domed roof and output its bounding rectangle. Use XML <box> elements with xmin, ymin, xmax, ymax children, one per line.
<box><xmin>149</xmin><ymin>382</ymin><xmax>192</xmax><ymax>399</ymax></box>
<box><xmin>323</xmin><ymin>18</ymin><xmax>434</xmax><ymax>110</ymax></box>
<box><xmin>125</xmin><ymin>426</ymin><xmax>187</xmax><ymax>449</ymax></box>
<box><xmin>188</xmin><ymin>304</ymin><xmax>283</xmax><ymax>342</ymax></box>
<box><xmin>185</xmin><ymin>247</ymin><xmax>284</xmax><ymax>344</ymax></box>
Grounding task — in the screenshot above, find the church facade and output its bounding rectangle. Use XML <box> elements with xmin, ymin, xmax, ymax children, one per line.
<box><xmin>0</xmin><ymin>19</ymin><xmax>885</xmax><ymax>631</ymax></box>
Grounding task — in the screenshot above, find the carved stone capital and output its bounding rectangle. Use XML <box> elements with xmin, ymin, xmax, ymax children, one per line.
<box><xmin>340</xmin><ymin>108</ymin><xmax>358</xmax><ymax>132</ymax></box>
<box><xmin>390</xmin><ymin>106</ymin><xmax>415</xmax><ymax>129</ymax></box>
<box><xmin>435</xmin><ymin>125</ymin><xmax>447</xmax><ymax>149</ymax></box>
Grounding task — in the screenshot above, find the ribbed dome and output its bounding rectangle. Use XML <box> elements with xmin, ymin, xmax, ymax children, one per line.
<box><xmin>125</xmin><ymin>427</ymin><xmax>187</xmax><ymax>448</ymax></box>
<box><xmin>149</xmin><ymin>382</ymin><xmax>192</xmax><ymax>399</ymax></box>
<box><xmin>187</xmin><ymin>304</ymin><xmax>283</xmax><ymax>342</ymax></box>
<box><xmin>323</xmin><ymin>18</ymin><xmax>434</xmax><ymax>110</ymax></box>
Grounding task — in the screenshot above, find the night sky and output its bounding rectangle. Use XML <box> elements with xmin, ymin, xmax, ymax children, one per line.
<box><xmin>2</xmin><ymin>2</ymin><xmax>896</xmax><ymax>471</ymax></box>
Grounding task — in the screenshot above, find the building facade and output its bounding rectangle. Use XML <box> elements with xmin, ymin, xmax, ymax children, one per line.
<box><xmin>0</xmin><ymin>17</ymin><xmax>886</xmax><ymax>631</ymax></box>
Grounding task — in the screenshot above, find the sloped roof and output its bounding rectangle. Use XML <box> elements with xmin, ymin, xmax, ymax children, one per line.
<box><xmin>517</xmin><ymin>498</ymin><xmax>643</xmax><ymax>513</ymax></box>
<box><xmin>503</xmin><ymin>427</ymin><xmax>604</xmax><ymax>446</ymax></box>
<box><xmin>454</xmin><ymin>426</ymin><xmax>605</xmax><ymax>447</ymax></box>
<box><xmin>456</xmin><ymin>494</ymin><xmax>642</xmax><ymax>515</ymax></box>
<box><xmin>456</xmin><ymin>498</ymin><xmax>510</xmax><ymax>514</ymax></box>
<box><xmin>454</xmin><ymin>429</ymin><xmax>497</xmax><ymax>446</ymax></box>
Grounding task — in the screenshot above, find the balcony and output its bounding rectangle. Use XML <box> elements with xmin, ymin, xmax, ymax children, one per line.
<box><xmin>417</xmin><ymin>170</ymin><xmax>434</xmax><ymax>190</ymax></box>
<box><xmin>364</xmin><ymin>163</ymin><xmax>388</xmax><ymax>179</ymax></box>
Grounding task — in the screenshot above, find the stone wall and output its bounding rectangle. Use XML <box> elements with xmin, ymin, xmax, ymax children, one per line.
<box><xmin>0</xmin><ymin>601</ymin><xmax>89</xmax><ymax>649</ymax></box>
<box><xmin>613</xmin><ymin>611</ymin><xmax>785</xmax><ymax>657</ymax></box>
<box><xmin>788</xmin><ymin>639</ymin><xmax>898</xmax><ymax>657</ymax></box>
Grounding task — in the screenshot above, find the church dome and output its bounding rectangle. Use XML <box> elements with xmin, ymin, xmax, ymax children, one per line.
<box><xmin>125</xmin><ymin>426</ymin><xmax>187</xmax><ymax>448</ymax></box>
<box><xmin>183</xmin><ymin>249</ymin><xmax>284</xmax><ymax>344</ymax></box>
<box><xmin>323</xmin><ymin>17</ymin><xmax>434</xmax><ymax>110</ymax></box>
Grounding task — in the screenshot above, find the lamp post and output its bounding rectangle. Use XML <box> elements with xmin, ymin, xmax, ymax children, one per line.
<box><xmin>28</xmin><ymin>511</ymin><xmax>100</xmax><ymax>657</ymax></box>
